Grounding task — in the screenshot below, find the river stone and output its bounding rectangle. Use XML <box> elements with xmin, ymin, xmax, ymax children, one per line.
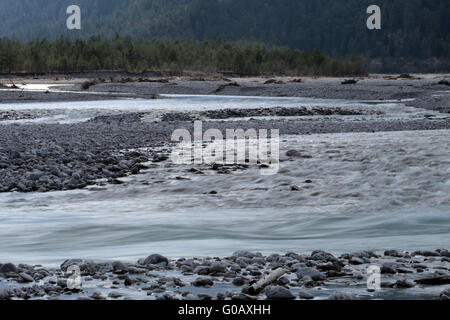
<box><xmin>143</xmin><ymin>254</ymin><xmax>169</xmax><ymax>267</ymax></box>
<box><xmin>192</xmin><ymin>277</ymin><xmax>214</xmax><ymax>287</ymax></box>
<box><xmin>210</xmin><ymin>262</ymin><xmax>227</xmax><ymax>274</ymax></box>
<box><xmin>296</xmin><ymin>267</ymin><xmax>326</xmax><ymax>281</ymax></box>
<box><xmin>194</xmin><ymin>266</ymin><xmax>211</xmax><ymax>275</ymax></box>
<box><xmin>310</xmin><ymin>250</ymin><xmax>337</xmax><ymax>262</ymax></box>
<box><xmin>60</xmin><ymin>259</ymin><xmax>97</xmax><ymax>274</ymax></box>
<box><xmin>381</xmin><ymin>262</ymin><xmax>398</xmax><ymax>274</ymax></box>
<box><xmin>437</xmin><ymin>249</ymin><xmax>450</xmax><ymax>257</ymax></box>
<box><xmin>232</xmin><ymin>277</ymin><xmax>247</xmax><ymax>286</ymax></box>
<box><xmin>264</xmin><ymin>286</ymin><xmax>295</xmax><ymax>300</ymax></box>
<box><xmin>413</xmin><ymin>250</ymin><xmax>440</xmax><ymax>257</ymax></box>
<box><xmin>233</xmin><ymin>251</ymin><xmax>262</xmax><ymax>259</ymax></box>
<box><xmin>298</xmin><ymin>290</ymin><xmax>315</xmax><ymax>300</ymax></box>
<box><xmin>394</xmin><ymin>279</ymin><xmax>415</xmax><ymax>288</ymax></box>
<box><xmin>440</xmin><ymin>289</ymin><xmax>450</xmax><ymax>300</ymax></box>
<box><xmin>327</xmin><ymin>292</ymin><xmax>355</xmax><ymax>300</ymax></box>
<box><xmin>108</xmin><ymin>291</ymin><xmax>124</xmax><ymax>299</ymax></box>
<box><xmin>0</xmin><ymin>288</ymin><xmax>11</xmax><ymax>300</ymax></box>
<box><xmin>112</xmin><ymin>261</ymin><xmax>128</xmax><ymax>273</ymax></box>
<box><xmin>19</xmin><ymin>272</ymin><xmax>34</xmax><ymax>283</ymax></box>
<box><xmin>0</xmin><ymin>262</ymin><xmax>17</xmax><ymax>274</ymax></box>
<box><xmin>384</xmin><ymin>250</ymin><xmax>403</xmax><ymax>257</ymax></box>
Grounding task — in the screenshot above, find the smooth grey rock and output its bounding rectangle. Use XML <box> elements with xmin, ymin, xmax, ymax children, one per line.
<box><xmin>192</xmin><ymin>277</ymin><xmax>214</xmax><ymax>287</ymax></box>
<box><xmin>143</xmin><ymin>254</ymin><xmax>169</xmax><ymax>267</ymax></box>
<box><xmin>381</xmin><ymin>262</ymin><xmax>398</xmax><ymax>274</ymax></box>
<box><xmin>413</xmin><ymin>250</ymin><xmax>440</xmax><ymax>257</ymax></box>
<box><xmin>0</xmin><ymin>288</ymin><xmax>11</xmax><ymax>300</ymax></box>
<box><xmin>296</xmin><ymin>267</ymin><xmax>326</xmax><ymax>281</ymax></box>
<box><xmin>264</xmin><ymin>286</ymin><xmax>295</xmax><ymax>300</ymax></box>
<box><xmin>394</xmin><ymin>279</ymin><xmax>415</xmax><ymax>288</ymax></box>
<box><xmin>108</xmin><ymin>291</ymin><xmax>124</xmax><ymax>299</ymax></box>
<box><xmin>19</xmin><ymin>272</ymin><xmax>34</xmax><ymax>283</ymax></box>
<box><xmin>232</xmin><ymin>251</ymin><xmax>262</xmax><ymax>259</ymax></box>
<box><xmin>232</xmin><ymin>277</ymin><xmax>247</xmax><ymax>286</ymax></box>
<box><xmin>298</xmin><ymin>290</ymin><xmax>315</xmax><ymax>300</ymax></box>
<box><xmin>210</xmin><ymin>262</ymin><xmax>227</xmax><ymax>274</ymax></box>
<box><xmin>384</xmin><ymin>250</ymin><xmax>403</xmax><ymax>257</ymax></box>
<box><xmin>440</xmin><ymin>289</ymin><xmax>450</xmax><ymax>300</ymax></box>
<box><xmin>327</xmin><ymin>292</ymin><xmax>355</xmax><ymax>300</ymax></box>
<box><xmin>0</xmin><ymin>262</ymin><xmax>17</xmax><ymax>274</ymax></box>
<box><xmin>112</xmin><ymin>261</ymin><xmax>128</xmax><ymax>273</ymax></box>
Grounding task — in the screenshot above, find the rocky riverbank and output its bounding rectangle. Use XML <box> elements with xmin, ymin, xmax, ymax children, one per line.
<box><xmin>1</xmin><ymin>249</ymin><xmax>449</xmax><ymax>300</ymax></box>
<box><xmin>1</xmin><ymin>112</ymin><xmax>449</xmax><ymax>193</ymax></box>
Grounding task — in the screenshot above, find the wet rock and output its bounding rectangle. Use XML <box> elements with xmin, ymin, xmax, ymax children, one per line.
<box><xmin>384</xmin><ymin>250</ymin><xmax>404</xmax><ymax>257</ymax></box>
<box><xmin>0</xmin><ymin>262</ymin><xmax>17</xmax><ymax>274</ymax></box>
<box><xmin>108</xmin><ymin>291</ymin><xmax>124</xmax><ymax>299</ymax></box>
<box><xmin>232</xmin><ymin>277</ymin><xmax>248</xmax><ymax>286</ymax></box>
<box><xmin>91</xmin><ymin>291</ymin><xmax>106</xmax><ymax>300</ymax></box>
<box><xmin>327</xmin><ymin>292</ymin><xmax>355</xmax><ymax>300</ymax></box>
<box><xmin>394</xmin><ymin>279</ymin><xmax>415</xmax><ymax>289</ymax></box>
<box><xmin>298</xmin><ymin>290</ymin><xmax>314</xmax><ymax>300</ymax></box>
<box><xmin>415</xmin><ymin>274</ymin><xmax>450</xmax><ymax>285</ymax></box>
<box><xmin>296</xmin><ymin>267</ymin><xmax>326</xmax><ymax>281</ymax></box>
<box><xmin>194</xmin><ymin>266</ymin><xmax>211</xmax><ymax>275</ymax></box>
<box><xmin>0</xmin><ymin>288</ymin><xmax>11</xmax><ymax>300</ymax></box>
<box><xmin>440</xmin><ymin>289</ymin><xmax>450</xmax><ymax>300</ymax></box>
<box><xmin>264</xmin><ymin>286</ymin><xmax>295</xmax><ymax>300</ymax></box>
<box><xmin>310</xmin><ymin>251</ymin><xmax>343</xmax><ymax>270</ymax></box>
<box><xmin>60</xmin><ymin>259</ymin><xmax>98</xmax><ymax>274</ymax></box>
<box><xmin>349</xmin><ymin>257</ymin><xmax>365</xmax><ymax>265</ymax></box>
<box><xmin>19</xmin><ymin>272</ymin><xmax>34</xmax><ymax>283</ymax></box>
<box><xmin>143</xmin><ymin>254</ymin><xmax>169</xmax><ymax>267</ymax></box>
<box><xmin>56</xmin><ymin>278</ymin><xmax>67</xmax><ymax>288</ymax></box>
<box><xmin>112</xmin><ymin>261</ymin><xmax>128</xmax><ymax>274</ymax></box>
<box><xmin>437</xmin><ymin>249</ymin><xmax>450</xmax><ymax>257</ymax></box>
<box><xmin>235</xmin><ymin>257</ymin><xmax>251</xmax><ymax>267</ymax></box>
<box><xmin>192</xmin><ymin>277</ymin><xmax>214</xmax><ymax>287</ymax></box>
<box><xmin>210</xmin><ymin>262</ymin><xmax>227</xmax><ymax>274</ymax></box>
<box><xmin>413</xmin><ymin>250</ymin><xmax>440</xmax><ymax>257</ymax></box>
<box><xmin>381</xmin><ymin>263</ymin><xmax>398</xmax><ymax>274</ymax></box>
<box><xmin>233</xmin><ymin>251</ymin><xmax>263</xmax><ymax>259</ymax></box>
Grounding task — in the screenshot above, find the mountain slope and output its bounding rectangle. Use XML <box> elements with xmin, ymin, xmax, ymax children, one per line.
<box><xmin>0</xmin><ymin>0</ymin><xmax>448</xmax><ymax>70</ymax></box>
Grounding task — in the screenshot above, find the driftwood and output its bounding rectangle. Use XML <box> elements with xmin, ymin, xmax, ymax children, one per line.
<box><xmin>246</xmin><ymin>268</ymin><xmax>289</xmax><ymax>295</ymax></box>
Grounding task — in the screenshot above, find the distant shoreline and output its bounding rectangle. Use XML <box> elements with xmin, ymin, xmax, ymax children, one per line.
<box><xmin>1</xmin><ymin>74</ymin><xmax>449</xmax><ymax>113</ymax></box>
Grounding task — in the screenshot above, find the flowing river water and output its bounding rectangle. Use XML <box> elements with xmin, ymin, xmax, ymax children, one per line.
<box><xmin>0</xmin><ymin>91</ymin><xmax>449</xmax><ymax>265</ymax></box>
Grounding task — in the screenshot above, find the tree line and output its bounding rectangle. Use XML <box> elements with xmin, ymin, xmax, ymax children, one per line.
<box><xmin>0</xmin><ymin>37</ymin><xmax>367</xmax><ymax>76</ymax></box>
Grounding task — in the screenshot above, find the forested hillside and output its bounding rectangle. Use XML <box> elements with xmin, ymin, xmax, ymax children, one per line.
<box><xmin>0</xmin><ymin>0</ymin><xmax>448</xmax><ymax>72</ymax></box>
<box><xmin>0</xmin><ymin>37</ymin><xmax>367</xmax><ymax>76</ymax></box>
